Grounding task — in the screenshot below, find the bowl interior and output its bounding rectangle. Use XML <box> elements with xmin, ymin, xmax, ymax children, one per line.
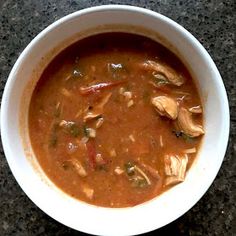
<box><xmin>1</xmin><ymin>5</ymin><xmax>229</xmax><ymax>236</ymax></box>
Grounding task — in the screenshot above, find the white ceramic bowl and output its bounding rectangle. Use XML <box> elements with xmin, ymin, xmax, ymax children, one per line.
<box><xmin>1</xmin><ymin>5</ymin><xmax>229</xmax><ymax>236</ymax></box>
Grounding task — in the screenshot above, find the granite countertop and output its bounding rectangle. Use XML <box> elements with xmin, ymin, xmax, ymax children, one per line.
<box><xmin>0</xmin><ymin>0</ymin><xmax>235</xmax><ymax>235</ymax></box>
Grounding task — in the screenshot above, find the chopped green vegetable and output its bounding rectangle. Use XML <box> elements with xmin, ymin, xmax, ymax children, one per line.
<box><xmin>73</xmin><ymin>57</ymin><xmax>84</xmax><ymax>79</ymax></box>
<box><xmin>49</xmin><ymin>123</ymin><xmax>59</xmax><ymax>147</ymax></box>
<box><xmin>172</xmin><ymin>130</ymin><xmax>182</xmax><ymax>138</ymax></box>
<box><xmin>72</xmin><ymin>68</ymin><xmax>83</xmax><ymax>79</ymax></box>
<box><xmin>124</xmin><ymin>162</ymin><xmax>150</xmax><ymax>188</ymax></box>
<box><xmin>182</xmin><ymin>133</ymin><xmax>195</xmax><ymax>143</ymax></box>
<box><xmin>83</xmin><ymin>124</ymin><xmax>89</xmax><ymax>137</ymax></box>
<box><xmin>108</xmin><ymin>63</ymin><xmax>128</xmax><ymax>79</ymax></box>
<box><xmin>69</xmin><ymin>123</ymin><xmax>80</xmax><ymax>137</ymax></box>
<box><xmin>62</xmin><ymin>162</ymin><xmax>70</xmax><ymax>170</ymax></box>
<box><xmin>124</xmin><ymin>161</ymin><xmax>135</xmax><ymax>176</ymax></box>
<box><xmin>130</xmin><ymin>176</ymin><xmax>148</xmax><ymax>188</ymax></box>
<box><xmin>60</xmin><ymin>120</ymin><xmax>80</xmax><ymax>137</ymax></box>
<box><xmin>95</xmin><ymin>165</ymin><xmax>108</xmax><ymax>171</ymax></box>
<box><xmin>95</xmin><ymin>115</ymin><xmax>103</xmax><ymax>120</ymax></box>
<box><xmin>152</xmin><ymin>72</ymin><xmax>169</xmax><ymax>86</ymax></box>
<box><xmin>172</xmin><ymin>130</ymin><xmax>196</xmax><ymax>143</ymax></box>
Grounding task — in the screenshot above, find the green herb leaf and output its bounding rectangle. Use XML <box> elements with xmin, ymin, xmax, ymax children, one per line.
<box><xmin>60</xmin><ymin>121</ymin><xmax>80</xmax><ymax>137</ymax></box>
<box><xmin>95</xmin><ymin>165</ymin><xmax>108</xmax><ymax>171</ymax></box>
<box><xmin>62</xmin><ymin>162</ymin><xmax>70</xmax><ymax>170</ymax></box>
<box><xmin>152</xmin><ymin>72</ymin><xmax>169</xmax><ymax>86</ymax></box>
<box><xmin>172</xmin><ymin>130</ymin><xmax>195</xmax><ymax>143</ymax></box>
<box><xmin>172</xmin><ymin>130</ymin><xmax>183</xmax><ymax>138</ymax></box>
<box><xmin>69</xmin><ymin>123</ymin><xmax>80</xmax><ymax>137</ymax></box>
<box><xmin>130</xmin><ymin>176</ymin><xmax>148</xmax><ymax>188</ymax></box>
<box><xmin>83</xmin><ymin>124</ymin><xmax>89</xmax><ymax>137</ymax></box>
<box><xmin>108</xmin><ymin>63</ymin><xmax>128</xmax><ymax>79</ymax></box>
<box><xmin>182</xmin><ymin>133</ymin><xmax>195</xmax><ymax>143</ymax></box>
<box><xmin>95</xmin><ymin>115</ymin><xmax>103</xmax><ymax>120</ymax></box>
<box><xmin>124</xmin><ymin>161</ymin><xmax>135</xmax><ymax>176</ymax></box>
<box><xmin>49</xmin><ymin>123</ymin><xmax>59</xmax><ymax>147</ymax></box>
<box><xmin>72</xmin><ymin>68</ymin><xmax>83</xmax><ymax>79</ymax></box>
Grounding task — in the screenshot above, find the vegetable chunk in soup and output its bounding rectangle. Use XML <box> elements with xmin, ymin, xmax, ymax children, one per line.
<box><xmin>29</xmin><ymin>33</ymin><xmax>204</xmax><ymax>207</ymax></box>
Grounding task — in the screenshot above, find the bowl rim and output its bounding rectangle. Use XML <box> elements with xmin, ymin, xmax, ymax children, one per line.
<box><xmin>0</xmin><ymin>4</ymin><xmax>230</xmax><ymax>236</ymax></box>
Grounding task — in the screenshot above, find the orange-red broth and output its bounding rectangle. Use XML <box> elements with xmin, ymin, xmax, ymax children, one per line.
<box><xmin>29</xmin><ymin>33</ymin><xmax>203</xmax><ymax>207</ymax></box>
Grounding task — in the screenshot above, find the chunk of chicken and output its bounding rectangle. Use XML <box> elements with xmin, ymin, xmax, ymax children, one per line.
<box><xmin>151</xmin><ymin>96</ymin><xmax>178</xmax><ymax>120</ymax></box>
<box><xmin>70</xmin><ymin>159</ymin><xmax>87</xmax><ymax>177</ymax></box>
<box><xmin>178</xmin><ymin>107</ymin><xmax>204</xmax><ymax>137</ymax></box>
<box><xmin>82</xmin><ymin>185</ymin><xmax>94</xmax><ymax>199</ymax></box>
<box><xmin>140</xmin><ymin>60</ymin><xmax>184</xmax><ymax>86</ymax></box>
<box><xmin>114</xmin><ymin>166</ymin><xmax>124</xmax><ymax>175</ymax></box>
<box><xmin>83</xmin><ymin>93</ymin><xmax>112</xmax><ymax>122</ymax></box>
<box><xmin>189</xmin><ymin>105</ymin><xmax>202</xmax><ymax>114</ymax></box>
<box><xmin>164</xmin><ymin>154</ymin><xmax>188</xmax><ymax>185</ymax></box>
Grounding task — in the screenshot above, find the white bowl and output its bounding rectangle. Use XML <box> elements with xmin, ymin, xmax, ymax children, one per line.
<box><xmin>1</xmin><ymin>5</ymin><xmax>229</xmax><ymax>236</ymax></box>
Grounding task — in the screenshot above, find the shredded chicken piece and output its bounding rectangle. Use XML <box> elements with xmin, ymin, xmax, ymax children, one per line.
<box><xmin>70</xmin><ymin>159</ymin><xmax>87</xmax><ymax>177</ymax></box>
<box><xmin>134</xmin><ymin>165</ymin><xmax>151</xmax><ymax>185</ymax></box>
<box><xmin>164</xmin><ymin>154</ymin><xmax>188</xmax><ymax>185</ymax></box>
<box><xmin>95</xmin><ymin>117</ymin><xmax>104</xmax><ymax>128</ymax></box>
<box><xmin>114</xmin><ymin>166</ymin><xmax>124</xmax><ymax>175</ymax></box>
<box><xmin>123</xmin><ymin>91</ymin><xmax>132</xmax><ymax>101</ymax></box>
<box><xmin>82</xmin><ymin>185</ymin><xmax>94</xmax><ymax>199</ymax></box>
<box><xmin>59</xmin><ymin>120</ymin><xmax>74</xmax><ymax>128</ymax></box>
<box><xmin>119</xmin><ymin>87</ymin><xmax>125</xmax><ymax>94</ymax></box>
<box><xmin>127</xmin><ymin>99</ymin><xmax>134</xmax><ymax>107</ymax></box>
<box><xmin>189</xmin><ymin>105</ymin><xmax>202</xmax><ymax>114</ymax></box>
<box><xmin>95</xmin><ymin>153</ymin><xmax>105</xmax><ymax>165</ymax></box>
<box><xmin>129</xmin><ymin>134</ymin><xmax>135</xmax><ymax>142</ymax></box>
<box><xmin>84</xmin><ymin>93</ymin><xmax>112</xmax><ymax>121</ymax></box>
<box><xmin>159</xmin><ymin>135</ymin><xmax>164</xmax><ymax>147</ymax></box>
<box><xmin>140</xmin><ymin>163</ymin><xmax>160</xmax><ymax>179</ymax></box>
<box><xmin>87</xmin><ymin>128</ymin><xmax>96</xmax><ymax>138</ymax></box>
<box><xmin>55</xmin><ymin>101</ymin><xmax>60</xmax><ymax>110</ymax></box>
<box><xmin>140</xmin><ymin>60</ymin><xmax>184</xmax><ymax>86</ymax></box>
<box><xmin>178</xmin><ymin>107</ymin><xmax>204</xmax><ymax>137</ymax></box>
<box><xmin>184</xmin><ymin>147</ymin><xmax>197</xmax><ymax>154</ymax></box>
<box><xmin>151</xmin><ymin>96</ymin><xmax>178</xmax><ymax>119</ymax></box>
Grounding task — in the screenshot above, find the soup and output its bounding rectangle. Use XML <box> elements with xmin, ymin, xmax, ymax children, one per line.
<box><xmin>29</xmin><ymin>33</ymin><xmax>204</xmax><ymax>207</ymax></box>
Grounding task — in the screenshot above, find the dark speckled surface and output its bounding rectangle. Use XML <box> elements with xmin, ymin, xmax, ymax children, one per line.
<box><xmin>0</xmin><ymin>1</ymin><xmax>235</xmax><ymax>235</ymax></box>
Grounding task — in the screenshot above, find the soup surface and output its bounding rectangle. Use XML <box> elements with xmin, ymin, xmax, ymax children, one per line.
<box><xmin>29</xmin><ymin>33</ymin><xmax>204</xmax><ymax>207</ymax></box>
